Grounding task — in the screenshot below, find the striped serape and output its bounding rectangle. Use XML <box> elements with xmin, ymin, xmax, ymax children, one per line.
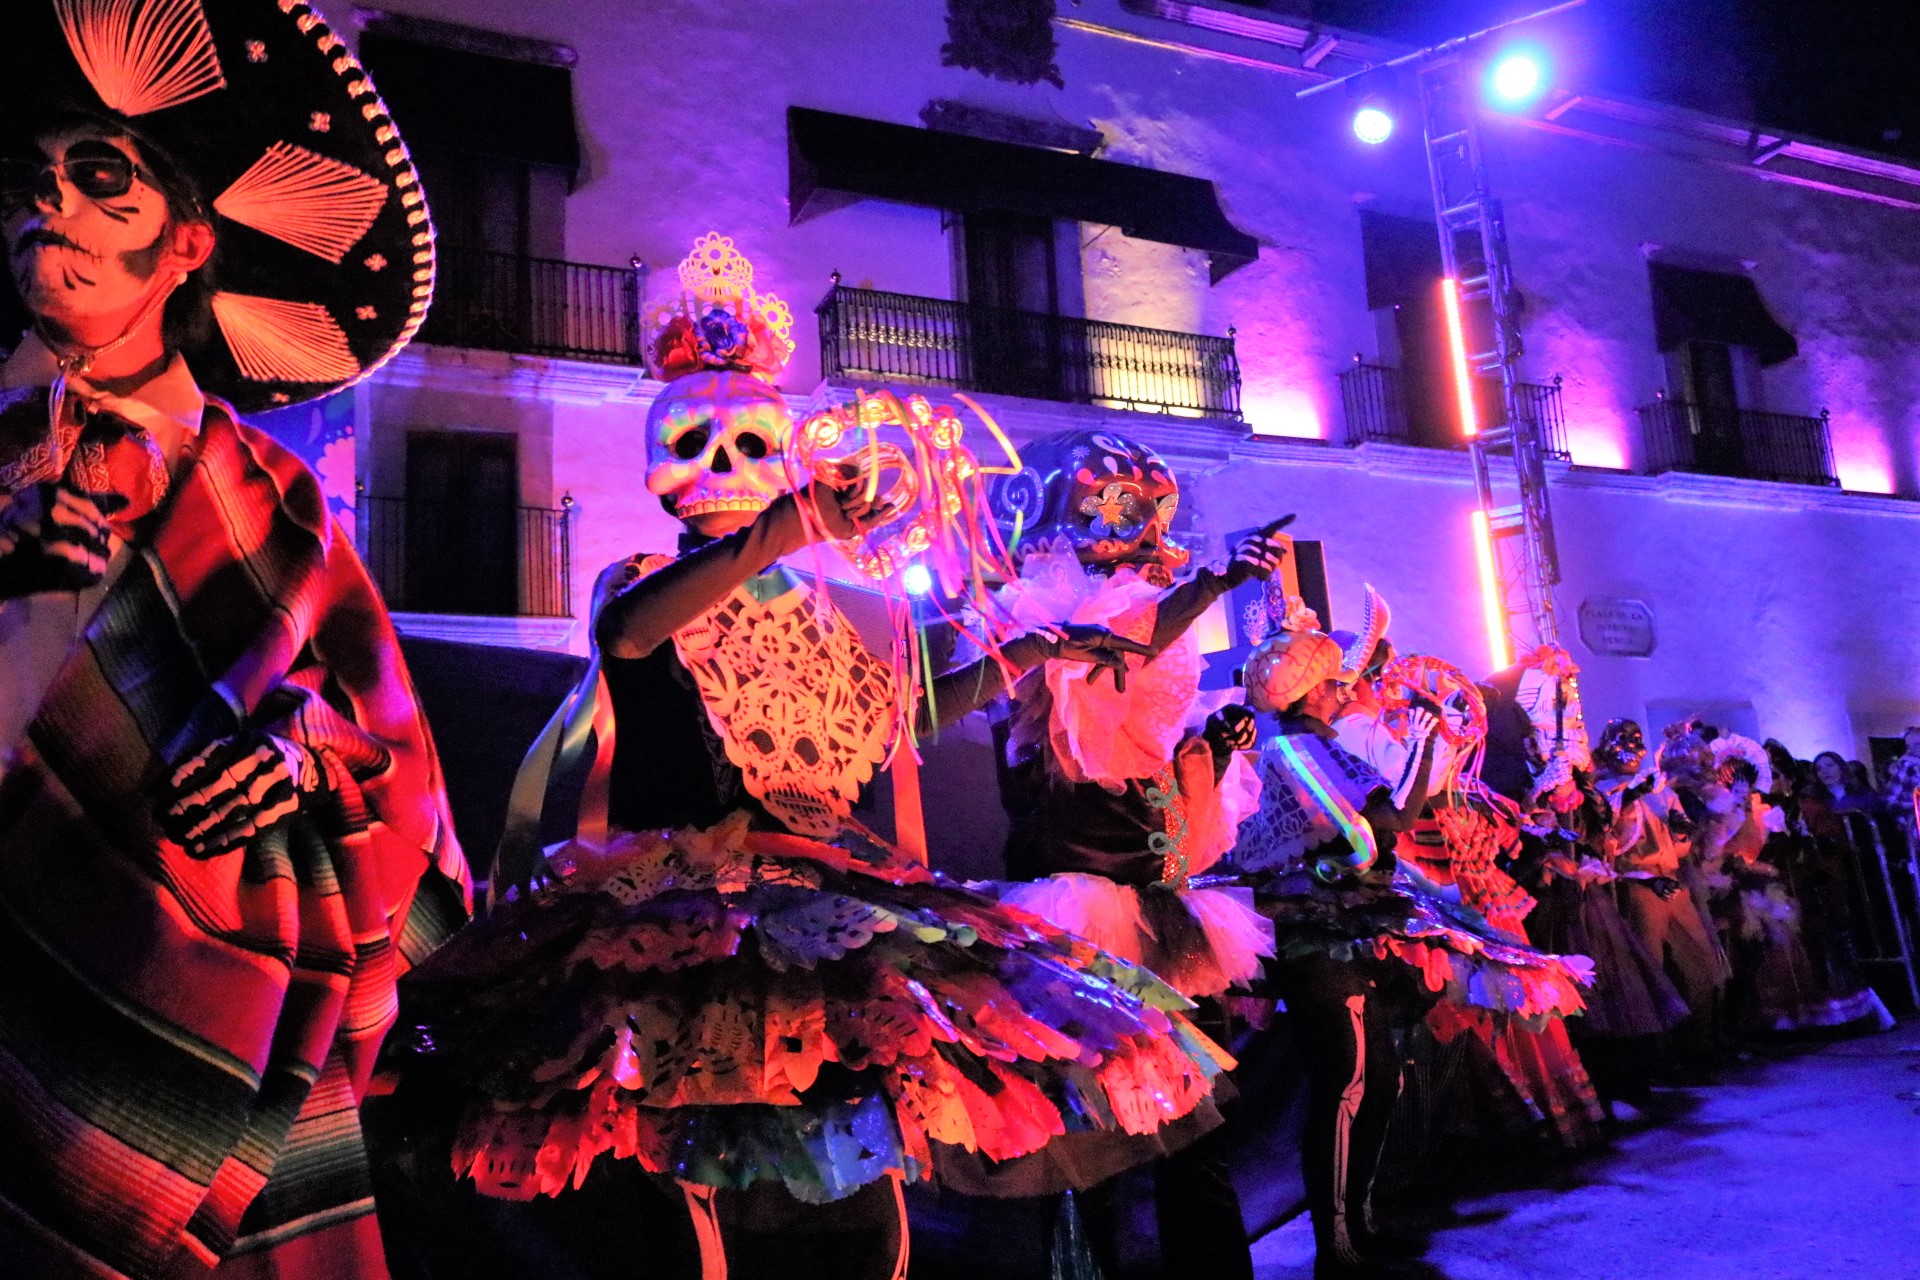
<box><xmin>0</xmin><ymin>398</ymin><xmax>469</xmax><ymax>1278</ymax></box>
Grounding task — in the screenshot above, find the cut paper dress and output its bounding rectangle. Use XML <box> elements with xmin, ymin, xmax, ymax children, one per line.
<box><xmin>390</xmin><ymin>530</ymin><xmax>1232</xmax><ymax>1207</ymax></box>
<box><xmin>1398</xmin><ymin>796</ymin><xmax>1606</xmax><ymax>1149</ymax></box>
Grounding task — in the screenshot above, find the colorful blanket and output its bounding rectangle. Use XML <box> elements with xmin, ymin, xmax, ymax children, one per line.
<box><xmin>0</xmin><ymin>398</ymin><xmax>469</xmax><ymax>1278</ymax></box>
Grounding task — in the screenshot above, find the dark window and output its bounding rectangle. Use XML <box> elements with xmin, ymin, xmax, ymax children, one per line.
<box><xmin>404</xmin><ymin>432</ymin><xmax>520</xmax><ymax>616</ymax></box>
<box><xmin>956</xmin><ymin>211</ymin><xmax>1074</xmax><ymax>400</ymax></box>
<box><xmin>1360</xmin><ymin>211</ymin><xmax>1453</xmax><ymax>447</ymax></box>
<box><xmin>963</xmin><ymin>210</ymin><xmax>1059</xmax><ymax>314</ymax></box>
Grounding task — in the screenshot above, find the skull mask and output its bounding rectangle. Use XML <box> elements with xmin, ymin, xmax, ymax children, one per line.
<box><xmin>1593</xmin><ymin>719</ymin><xmax>1647</xmax><ymax>775</ymax></box>
<box><xmin>989</xmin><ymin>429</ymin><xmax>1190</xmax><ymax>586</ymax></box>
<box><xmin>644</xmin><ymin>371</ymin><xmax>794</xmax><ymax>535</ymax></box>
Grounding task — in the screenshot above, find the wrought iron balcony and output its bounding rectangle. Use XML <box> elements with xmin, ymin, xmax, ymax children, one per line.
<box><xmin>817</xmin><ymin>284</ymin><xmax>1242</xmax><ymax>420</ymax></box>
<box><xmin>357</xmin><ymin>495</ymin><xmax>574</xmax><ymax>618</ymax></box>
<box><xmin>1338</xmin><ymin>358</ymin><xmax>1568</xmax><ymax>457</ymax></box>
<box><xmin>419</xmin><ymin>247</ymin><xmax>643</xmax><ymax>365</ymax></box>
<box><xmin>1637</xmin><ymin>399</ymin><xmax>1837</xmax><ymax>487</ymax></box>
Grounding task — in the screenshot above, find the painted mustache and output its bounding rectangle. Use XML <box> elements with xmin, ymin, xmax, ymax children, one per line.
<box><xmin>11</xmin><ymin>226</ymin><xmax>98</xmax><ymax>259</ymax></box>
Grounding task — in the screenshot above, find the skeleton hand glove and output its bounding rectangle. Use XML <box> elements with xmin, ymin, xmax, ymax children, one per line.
<box><xmin>1204</xmin><ymin>703</ymin><xmax>1261</xmax><ymax>753</ymax></box>
<box><xmin>1220</xmin><ymin>515</ymin><xmax>1294</xmax><ymax>588</ymax></box>
<box><xmin>159</xmin><ymin>733</ymin><xmax>322</xmax><ymax>859</ymax></box>
<box><xmin>0</xmin><ymin>482</ymin><xmax>126</xmax><ymax>598</ymax></box>
<box><xmin>1009</xmin><ymin>623</ymin><xmax>1156</xmax><ymax>693</ymax></box>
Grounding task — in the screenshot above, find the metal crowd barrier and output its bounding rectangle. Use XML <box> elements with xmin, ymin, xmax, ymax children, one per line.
<box><xmin>1838</xmin><ymin>810</ymin><xmax>1920</xmax><ymax>1011</ymax></box>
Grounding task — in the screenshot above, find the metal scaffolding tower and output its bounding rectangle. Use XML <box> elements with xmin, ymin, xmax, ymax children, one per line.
<box><xmin>1419</xmin><ymin>56</ymin><xmax>1562</xmax><ymax>653</ymax></box>
<box><xmin>1298</xmin><ymin>2</ymin><xmax>1582</xmax><ymax>659</ymax></box>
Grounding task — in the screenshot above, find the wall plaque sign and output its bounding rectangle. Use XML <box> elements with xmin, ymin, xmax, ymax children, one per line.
<box><xmin>1578</xmin><ymin>597</ymin><xmax>1656</xmax><ymax>658</ymax></box>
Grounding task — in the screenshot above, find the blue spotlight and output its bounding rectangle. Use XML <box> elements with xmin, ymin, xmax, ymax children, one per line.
<box><xmin>901</xmin><ymin>562</ymin><xmax>934</xmax><ymax>596</ymax></box>
<box><xmin>1488</xmin><ymin>49</ymin><xmax>1546</xmax><ymax>108</ymax></box>
<box><xmin>1352</xmin><ymin>103</ymin><xmax>1395</xmax><ymax>145</ymax></box>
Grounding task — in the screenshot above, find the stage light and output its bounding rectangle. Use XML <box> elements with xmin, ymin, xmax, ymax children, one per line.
<box><xmin>1352</xmin><ymin>103</ymin><xmax>1395</xmax><ymax>145</ymax></box>
<box><xmin>1440</xmin><ymin>278</ymin><xmax>1479</xmax><ymax>438</ymax></box>
<box><xmin>902</xmin><ymin>562</ymin><xmax>933</xmax><ymax>596</ymax></box>
<box><xmin>1470</xmin><ymin>510</ymin><xmax>1512</xmax><ymax>672</ymax></box>
<box><xmin>1487</xmin><ymin>49</ymin><xmax>1546</xmax><ymax>108</ymax></box>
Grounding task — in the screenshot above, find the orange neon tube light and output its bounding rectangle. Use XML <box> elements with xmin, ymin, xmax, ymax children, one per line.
<box><xmin>1441</xmin><ymin>278</ymin><xmax>1479</xmax><ymax>438</ymax></box>
<box><xmin>1471</xmin><ymin>509</ymin><xmax>1512</xmax><ymax>671</ymax></box>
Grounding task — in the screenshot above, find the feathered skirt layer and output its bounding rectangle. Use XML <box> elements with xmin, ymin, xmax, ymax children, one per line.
<box><xmin>1253</xmin><ymin>866</ymin><xmax>1594</xmax><ymax>1025</ymax></box>
<box><xmin>391</xmin><ymin>815</ymin><xmax>1233</xmax><ymax>1206</ymax></box>
<box><xmin>988</xmin><ymin>872</ymin><xmax>1276</xmax><ymax>999</ymax></box>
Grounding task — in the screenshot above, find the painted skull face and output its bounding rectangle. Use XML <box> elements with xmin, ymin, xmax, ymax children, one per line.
<box><xmin>990</xmin><ymin>430</ymin><xmax>1190</xmax><ymax>585</ymax></box>
<box><xmin>3</xmin><ymin>130</ymin><xmax>178</xmax><ymax>332</ymax></box>
<box><xmin>644</xmin><ymin>370</ymin><xmax>794</xmax><ymax>535</ymax></box>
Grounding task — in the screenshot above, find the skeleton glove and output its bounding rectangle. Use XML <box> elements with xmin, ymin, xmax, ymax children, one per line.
<box><xmin>1220</xmin><ymin>515</ymin><xmax>1294</xmax><ymax>588</ymax></box>
<box><xmin>159</xmin><ymin>732</ymin><xmax>323</xmax><ymax>859</ymax></box>
<box><xmin>1012</xmin><ymin>623</ymin><xmax>1155</xmax><ymax>693</ymax></box>
<box><xmin>1204</xmin><ymin>703</ymin><xmax>1261</xmax><ymax>754</ymax></box>
<box><xmin>0</xmin><ymin>482</ymin><xmax>126</xmax><ymax>598</ymax></box>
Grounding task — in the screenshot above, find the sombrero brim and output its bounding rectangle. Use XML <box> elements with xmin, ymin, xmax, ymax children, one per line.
<box><xmin>0</xmin><ymin>0</ymin><xmax>433</xmax><ymax>413</ymax></box>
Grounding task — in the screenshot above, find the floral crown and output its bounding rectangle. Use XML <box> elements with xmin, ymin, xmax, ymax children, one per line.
<box><xmin>644</xmin><ymin>233</ymin><xmax>795</xmax><ymax>382</ymax></box>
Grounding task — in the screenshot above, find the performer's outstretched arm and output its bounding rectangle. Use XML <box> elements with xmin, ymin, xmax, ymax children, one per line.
<box><xmin>1145</xmin><ymin>517</ymin><xmax>1292</xmax><ymax>655</ymax></box>
<box><xmin>917</xmin><ymin>626</ymin><xmax>1153</xmax><ymax>734</ymax></box>
<box><xmin>596</xmin><ymin>485</ymin><xmax>875</xmax><ymax>659</ymax></box>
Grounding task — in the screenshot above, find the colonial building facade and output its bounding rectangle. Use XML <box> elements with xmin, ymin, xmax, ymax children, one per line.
<box><xmin>307</xmin><ymin>0</ymin><xmax>1920</xmax><ymax>762</ymax></box>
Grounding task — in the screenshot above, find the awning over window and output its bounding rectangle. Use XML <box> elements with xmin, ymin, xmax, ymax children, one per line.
<box><xmin>789</xmin><ymin>107</ymin><xmax>1259</xmax><ymax>282</ymax></box>
<box><xmin>1649</xmin><ymin>262</ymin><xmax>1798</xmax><ymax>366</ymax></box>
<box><xmin>359</xmin><ymin>34</ymin><xmax>582</xmax><ymax>182</ymax></box>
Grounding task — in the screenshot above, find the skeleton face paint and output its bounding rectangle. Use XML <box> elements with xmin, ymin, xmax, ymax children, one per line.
<box><xmin>3</xmin><ymin>130</ymin><xmax>175</xmax><ymax>334</ymax></box>
<box><xmin>989</xmin><ymin>430</ymin><xmax>1190</xmax><ymax>586</ymax></box>
<box><xmin>644</xmin><ymin>371</ymin><xmax>794</xmax><ymax>536</ymax></box>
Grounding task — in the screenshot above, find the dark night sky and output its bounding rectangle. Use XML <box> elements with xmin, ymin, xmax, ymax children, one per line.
<box><xmin>1302</xmin><ymin>0</ymin><xmax>1920</xmax><ymax>159</ymax></box>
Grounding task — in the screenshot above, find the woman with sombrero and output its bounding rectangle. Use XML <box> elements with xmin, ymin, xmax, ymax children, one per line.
<box><xmin>0</xmin><ymin>3</ymin><xmax>466</xmax><ymax>1276</ymax></box>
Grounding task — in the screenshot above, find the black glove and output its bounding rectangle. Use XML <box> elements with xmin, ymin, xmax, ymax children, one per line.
<box><xmin>0</xmin><ymin>482</ymin><xmax>126</xmax><ymax>598</ymax></box>
<box><xmin>1649</xmin><ymin>875</ymin><xmax>1683</xmax><ymax>900</ymax></box>
<box><xmin>1221</xmin><ymin>515</ymin><xmax>1294</xmax><ymax>588</ymax></box>
<box><xmin>1011</xmin><ymin>623</ymin><xmax>1154</xmax><ymax>693</ymax></box>
<box><xmin>158</xmin><ymin>732</ymin><xmax>321</xmax><ymax>859</ymax></box>
<box><xmin>1205</xmin><ymin>703</ymin><xmax>1260</xmax><ymax>753</ymax></box>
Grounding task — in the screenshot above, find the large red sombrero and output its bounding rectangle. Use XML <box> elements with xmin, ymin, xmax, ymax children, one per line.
<box><xmin>0</xmin><ymin>0</ymin><xmax>433</xmax><ymax>412</ymax></box>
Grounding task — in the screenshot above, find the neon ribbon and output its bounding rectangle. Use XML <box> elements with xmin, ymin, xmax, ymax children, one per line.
<box><xmin>1272</xmin><ymin>735</ymin><xmax>1379</xmax><ymax>882</ymax></box>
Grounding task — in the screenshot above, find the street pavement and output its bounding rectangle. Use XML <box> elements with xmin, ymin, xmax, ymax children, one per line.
<box><xmin>1252</xmin><ymin>1027</ymin><xmax>1920</xmax><ymax>1280</ymax></box>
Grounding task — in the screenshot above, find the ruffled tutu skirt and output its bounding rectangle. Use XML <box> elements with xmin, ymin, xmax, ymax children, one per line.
<box><xmin>1253</xmin><ymin>865</ymin><xmax>1594</xmax><ymax>1025</ymax></box>
<box><xmin>986</xmin><ymin>872</ymin><xmax>1276</xmax><ymax>999</ymax></box>
<box><xmin>390</xmin><ymin>814</ymin><xmax>1233</xmax><ymax>1206</ymax></box>
<box><xmin>1527</xmin><ymin>876</ymin><xmax>1690</xmax><ymax>1038</ymax></box>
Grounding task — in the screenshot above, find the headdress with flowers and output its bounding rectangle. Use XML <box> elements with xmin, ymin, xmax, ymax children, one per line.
<box><xmin>643</xmin><ymin>233</ymin><xmax>794</xmax><ymax>382</ymax></box>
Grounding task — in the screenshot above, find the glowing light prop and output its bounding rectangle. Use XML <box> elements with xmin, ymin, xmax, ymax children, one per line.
<box><xmin>787</xmin><ymin>387</ymin><xmax>1027</xmax><ymax>758</ymax></box>
<box><xmin>1469</xmin><ymin>509</ymin><xmax>1513</xmax><ymax>673</ymax></box>
<box><xmin>1441</xmin><ymin>277</ymin><xmax>1478</xmax><ymax>439</ymax></box>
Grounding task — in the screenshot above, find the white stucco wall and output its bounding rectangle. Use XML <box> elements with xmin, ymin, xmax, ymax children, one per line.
<box><xmin>346</xmin><ymin>0</ymin><xmax>1920</xmax><ymax>760</ymax></box>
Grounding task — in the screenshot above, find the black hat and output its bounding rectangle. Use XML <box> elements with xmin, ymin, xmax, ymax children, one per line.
<box><xmin>0</xmin><ymin>0</ymin><xmax>434</xmax><ymax>412</ymax></box>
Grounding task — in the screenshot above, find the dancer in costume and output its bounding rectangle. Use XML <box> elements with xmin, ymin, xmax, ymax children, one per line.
<box><xmin>1594</xmin><ymin>720</ymin><xmax>1729</xmax><ymax>1077</ymax></box>
<box><xmin>1481</xmin><ymin>653</ymin><xmax>1687</xmax><ymax>1108</ymax></box>
<box><xmin>1226</xmin><ymin>596</ymin><xmax>1590</xmax><ymax>1278</ymax></box>
<box><xmin>388</xmin><ymin>238</ymin><xmax>1234</xmax><ymax>1280</ymax></box>
<box><xmin>973</xmin><ymin>429</ymin><xmax>1288</xmax><ymax>1278</ymax></box>
<box><xmin>1383</xmin><ymin>657</ymin><xmax>1604</xmax><ymax>1153</ymax></box>
<box><xmin>0</xmin><ymin>4</ymin><xmax>466</xmax><ymax>1276</ymax></box>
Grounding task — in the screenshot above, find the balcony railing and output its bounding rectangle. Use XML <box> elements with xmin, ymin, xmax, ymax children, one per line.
<box><xmin>1338</xmin><ymin>359</ymin><xmax>1568</xmax><ymax>457</ymax></box>
<box><xmin>1637</xmin><ymin>400</ymin><xmax>1837</xmax><ymax>487</ymax></box>
<box><xmin>817</xmin><ymin>284</ymin><xmax>1242</xmax><ymax>420</ymax></box>
<box><xmin>419</xmin><ymin>248</ymin><xmax>642</xmax><ymax>365</ymax></box>
<box><xmin>358</xmin><ymin>495</ymin><xmax>574</xmax><ymax>618</ymax></box>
